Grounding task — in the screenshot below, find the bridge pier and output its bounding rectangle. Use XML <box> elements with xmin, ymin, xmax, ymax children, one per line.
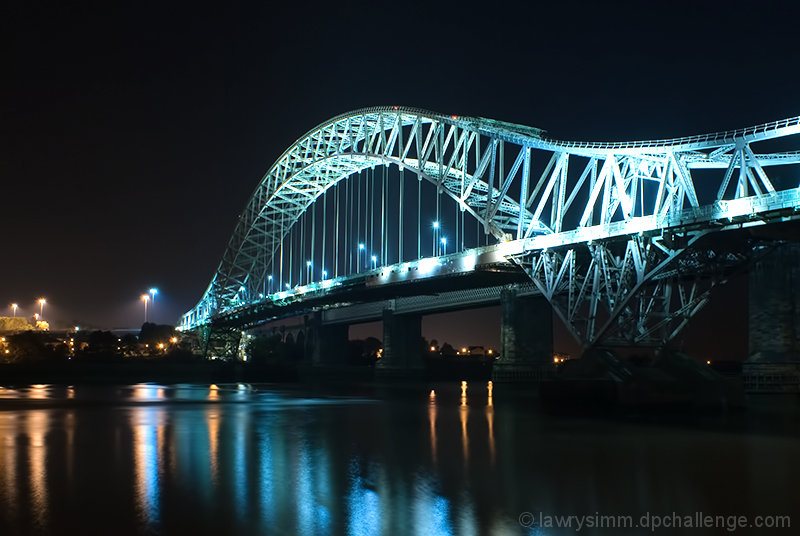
<box><xmin>493</xmin><ymin>287</ymin><xmax>554</xmax><ymax>382</ymax></box>
<box><xmin>376</xmin><ymin>309</ymin><xmax>424</xmax><ymax>378</ymax></box>
<box><xmin>307</xmin><ymin>314</ymin><xmax>350</xmax><ymax>366</ymax></box>
<box><xmin>201</xmin><ymin>326</ymin><xmax>242</xmax><ymax>360</ymax></box>
<box><xmin>749</xmin><ymin>242</ymin><xmax>800</xmax><ymax>361</ymax></box>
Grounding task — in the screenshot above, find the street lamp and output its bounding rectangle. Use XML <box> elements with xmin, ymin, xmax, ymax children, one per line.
<box><xmin>441</xmin><ymin>237</ymin><xmax>447</xmax><ymax>255</ymax></box>
<box><xmin>322</xmin><ymin>269</ymin><xmax>328</xmax><ymax>279</ymax></box>
<box><xmin>141</xmin><ymin>294</ymin><xmax>149</xmax><ymax>323</ymax></box>
<box><xmin>358</xmin><ymin>243</ymin><xmax>365</xmax><ymax>272</ymax></box>
<box><xmin>268</xmin><ymin>275</ymin><xmax>273</xmax><ymax>294</ymax></box>
<box><xmin>10</xmin><ymin>303</ymin><xmax>17</xmax><ymax>317</ymax></box>
<box><xmin>371</xmin><ymin>255</ymin><xmax>377</xmax><ymax>269</ymax></box>
<box><xmin>148</xmin><ymin>288</ymin><xmax>158</xmax><ymax>322</ymax></box>
<box><xmin>38</xmin><ymin>298</ymin><xmax>46</xmax><ymax>319</ymax></box>
<box><xmin>432</xmin><ymin>221</ymin><xmax>439</xmax><ymax>256</ymax></box>
<box><xmin>306</xmin><ymin>260</ymin><xmax>312</xmax><ymax>284</ymax></box>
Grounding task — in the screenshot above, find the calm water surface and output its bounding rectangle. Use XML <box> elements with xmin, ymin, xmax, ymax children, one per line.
<box><xmin>0</xmin><ymin>382</ymin><xmax>798</xmax><ymax>535</ymax></box>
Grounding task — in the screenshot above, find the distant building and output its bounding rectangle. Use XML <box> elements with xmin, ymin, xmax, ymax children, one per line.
<box><xmin>0</xmin><ymin>317</ymin><xmax>35</xmax><ymax>333</ymax></box>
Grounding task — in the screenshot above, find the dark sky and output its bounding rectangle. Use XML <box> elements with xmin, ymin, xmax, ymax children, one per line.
<box><xmin>3</xmin><ymin>0</ymin><xmax>799</xmax><ymax>345</ymax></box>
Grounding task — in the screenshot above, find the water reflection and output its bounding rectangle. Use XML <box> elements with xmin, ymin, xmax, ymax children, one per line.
<box><xmin>28</xmin><ymin>410</ymin><xmax>48</xmax><ymax>530</ymax></box>
<box><xmin>460</xmin><ymin>388</ymin><xmax>469</xmax><ymax>465</ymax></box>
<box><xmin>132</xmin><ymin>406</ymin><xmax>163</xmax><ymax>527</ymax></box>
<box><xmin>0</xmin><ymin>413</ymin><xmax>18</xmax><ymax>520</ymax></box>
<box><xmin>486</xmin><ymin>382</ymin><xmax>495</xmax><ymax>466</ymax></box>
<box><xmin>429</xmin><ymin>390</ymin><xmax>438</xmax><ymax>464</ymax></box>
<box><xmin>0</xmin><ymin>384</ymin><xmax>797</xmax><ymax>534</ymax></box>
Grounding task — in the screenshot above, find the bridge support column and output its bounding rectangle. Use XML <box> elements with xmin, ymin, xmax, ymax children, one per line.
<box><xmin>307</xmin><ymin>313</ymin><xmax>350</xmax><ymax>366</ymax></box>
<box><xmin>377</xmin><ymin>309</ymin><xmax>424</xmax><ymax>378</ymax></box>
<box><xmin>749</xmin><ymin>243</ymin><xmax>800</xmax><ymax>361</ymax></box>
<box><xmin>202</xmin><ymin>326</ymin><xmax>242</xmax><ymax>360</ymax></box>
<box><xmin>493</xmin><ymin>287</ymin><xmax>554</xmax><ymax>382</ymax></box>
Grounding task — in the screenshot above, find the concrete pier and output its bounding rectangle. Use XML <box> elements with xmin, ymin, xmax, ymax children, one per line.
<box><xmin>493</xmin><ymin>286</ymin><xmax>554</xmax><ymax>382</ymax></box>
<box><xmin>376</xmin><ymin>309</ymin><xmax>424</xmax><ymax>378</ymax></box>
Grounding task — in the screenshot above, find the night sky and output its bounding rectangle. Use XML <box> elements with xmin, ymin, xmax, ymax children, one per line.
<box><xmin>3</xmin><ymin>1</ymin><xmax>799</xmax><ymax>354</ymax></box>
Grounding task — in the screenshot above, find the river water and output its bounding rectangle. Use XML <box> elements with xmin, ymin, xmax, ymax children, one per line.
<box><xmin>0</xmin><ymin>382</ymin><xmax>797</xmax><ymax>535</ymax></box>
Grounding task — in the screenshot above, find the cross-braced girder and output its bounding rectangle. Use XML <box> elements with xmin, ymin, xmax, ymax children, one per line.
<box><xmin>513</xmin><ymin>232</ymin><xmax>766</xmax><ymax>347</ymax></box>
<box><xmin>182</xmin><ymin>107</ymin><xmax>800</xmax><ymax>339</ymax></box>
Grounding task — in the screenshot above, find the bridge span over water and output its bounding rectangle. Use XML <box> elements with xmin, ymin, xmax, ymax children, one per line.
<box><xmin>181</xmin><ymin>107</ymin><xmax>800</xmax><ymax>362</ymax></box>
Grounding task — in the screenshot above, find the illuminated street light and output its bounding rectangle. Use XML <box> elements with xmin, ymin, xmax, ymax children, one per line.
<box><xmin>432</xmin><ymin>221</ymin><xmax>440</xmax><ymax>256</ymax></box>
<box><xmin>141</xmin><ymin>294</ymin><xmax>149</xmax><ymax>323</ymax></box>
<box><xmin>268</xmin><ymin>274</ymin><xmax>273</xmax><ymax>294</ymax></box>
<box><xmin>358</xmin><ymin>243</ymin><xmax>365</xmax><ymax>272</ymax></box>
<box><xmin>38</xmin><ymin>298</ymin><xmax>46</xmax><ymax>319</ymax></box>
<box><xmin>371</xmin><ymin>255</ymin><xmax>377</xmax><ymax>269</ymax></box>
<box><xmin>322</xmin><ymin>269</ymin><xmax>328</xmax><ymax>279</ymax></box>
<box><xmin>441</xmin><ymin>237</ymin><xmax>447</xmax><ymax>255</ymax></box>
<box><xmin>306</xmin><ymin>260</ymin><xmax>312</xmax><ymax>284</ymax></box>
<box><xmin>10</xmin><ymin>303</ymin><xmax>17</xmax><ymax>317</ymax></box>
<box><xmin>148</xmin><ymin>288</ymin><xmax>158</xmax><ymax>322</ymax></box>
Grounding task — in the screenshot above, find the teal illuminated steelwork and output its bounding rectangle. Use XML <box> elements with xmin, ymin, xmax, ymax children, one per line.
<box><xmin>181</xmin><ymin>107</ymin><xmax>800</xmax><ymax>348</ymax></box>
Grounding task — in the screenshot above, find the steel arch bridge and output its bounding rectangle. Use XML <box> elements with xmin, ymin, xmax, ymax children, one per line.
<box><xmin>181</xmin><ymin>106</ymin><xmax>800</xmax><ymax>348</ymax></box>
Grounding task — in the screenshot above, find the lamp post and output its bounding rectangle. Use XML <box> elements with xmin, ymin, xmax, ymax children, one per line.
<box><xmin>432</xmin><ymin>221</ymin><xmax>439</xmax><ymax>256</ymax></box>
<box><xmin>148</xmin><ymin>288</ymin><xmax>157</xmax><ymax>322</ymax></box>
<box><xmin>38</xmin><ymin>298</ymin><xmax>46</xmax><ymax>320</ymax></box>
<box><xmin>306</xmin><ymin>260</ymin><xmax>312</xmax><ymax>284</ymax></box>
<box><xmin>268</xmin><ymin>275</ymin><xmax>273</xmax><ymax>294</ymax></box>
<box><xmin>11</xmin><ymin>303</ymin><xmax>17</xmax><ymax>317</ymax></box>
<box><xmin>322</xmin><ymin>269</ymin><xmax>328</xmax><ymax>279</ymax></box>
<box><xmin>358</xmin><ymin>243</ymin><xmax>365</xmax><ymax>272</ymax></box>
<box><xmin>371</xmin><ymin>255</ymin><xmax>377</xmax><ymax>270</ymax></box>
<box><xmin>441</xmin><ymin>237</ymin><xmax>447</xmax><ymax>255</ymax></box>
<box><xmin>141</xmin><ymin>294</ymin><xmax>149</xmax><ymax>323</ymax></box>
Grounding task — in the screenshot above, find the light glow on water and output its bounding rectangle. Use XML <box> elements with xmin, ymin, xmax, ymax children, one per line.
<box><xmin>132</xmin><ymin>407</ymin><xmax>162</xmax><ymax>527</ymax></box>
<box><xmin>0</xmin><ymin>384</ymin><xmax>797</xmax><ymax>534</ymax></box>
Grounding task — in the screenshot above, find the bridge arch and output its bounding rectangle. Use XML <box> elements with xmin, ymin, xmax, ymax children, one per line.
<box><xmin>183</xmin><ymin>108</ymin><xmax>800</xmax><ymax>348</ymax></box>
<box><xmin>185</xmin><ymin>107</ymin><xmax>549</xmax><ymax>325</ymax></box>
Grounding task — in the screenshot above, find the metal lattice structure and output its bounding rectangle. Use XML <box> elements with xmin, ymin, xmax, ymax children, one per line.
<box><xmin>182</xmin><ymin>107</ymin><xmax>800</xmax><ymax>348</ymax></box>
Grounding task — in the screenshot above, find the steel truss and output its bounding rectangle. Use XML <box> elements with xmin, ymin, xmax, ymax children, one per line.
<box><xmin>183</xmin><ymin>107</ymin><xmax>800</xmax><ymax>349</ymax></box>
<box><xmin>513</xmin><ymin>232</ymin><xmax>768</xmax><ymax>347</ymax></box>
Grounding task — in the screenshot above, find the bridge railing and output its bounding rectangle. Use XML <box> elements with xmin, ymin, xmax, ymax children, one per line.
<box><xmin>546</xmin><ymin>115</ymin><xmax>800</xmax><ymax>152</ymax></box>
